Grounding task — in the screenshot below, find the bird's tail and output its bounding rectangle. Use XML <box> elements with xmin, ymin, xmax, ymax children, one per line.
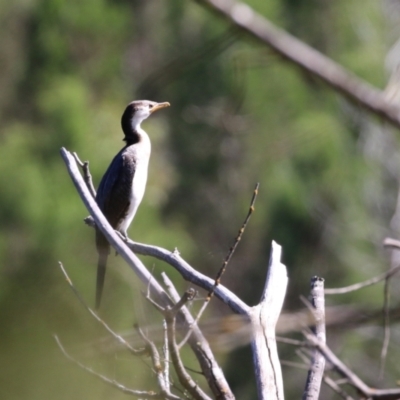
<box><xmin>96</xmin><ymin>251</ymin><xmax>108</xmax><ymax>310</ymax></box>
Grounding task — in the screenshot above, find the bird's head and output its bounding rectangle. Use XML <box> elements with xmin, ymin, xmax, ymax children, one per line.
<box><xmin>121</xmin><ymin>100</ymin><xmax>170</xmax><ymax>141</ymax></box>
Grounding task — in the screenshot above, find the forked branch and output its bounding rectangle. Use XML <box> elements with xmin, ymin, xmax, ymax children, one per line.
<box><xmin>60</xmin><ymin>147</ymin><xmax>235</xmax><ymax>399</ymax></box>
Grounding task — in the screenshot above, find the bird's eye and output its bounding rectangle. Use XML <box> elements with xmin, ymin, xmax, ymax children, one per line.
<box><xmin>149</xmin><ymin>104</ymin><xmax>153</xmax><ymax>109</ymax></box>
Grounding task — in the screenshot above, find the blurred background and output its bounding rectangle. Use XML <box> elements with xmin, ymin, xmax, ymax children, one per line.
<box><xmin>1</xmin><ymin>0</ymin><xmax>400</xmax><ymax>398</ymax></box>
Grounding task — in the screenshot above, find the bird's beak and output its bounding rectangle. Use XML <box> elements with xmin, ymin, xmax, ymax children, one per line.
<box><xmin>150</xmin><ymin>102</ymin><xmax>170</xmax><ymax>114</ymax></box>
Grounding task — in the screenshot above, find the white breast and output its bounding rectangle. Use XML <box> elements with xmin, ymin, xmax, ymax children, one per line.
<box><xmin>118</xmin><ymin>128</ymin><xmax>151</xmax><ymax>235</ymax></box>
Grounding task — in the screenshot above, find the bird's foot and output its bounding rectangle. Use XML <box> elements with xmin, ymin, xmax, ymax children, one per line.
<box><xmin>115</xmin><ymin>231</ymin><xmax>129</xmax><ymax>257</ymax></box>
<box><xmin>115</xmin><ymin>230</ymin><xmax>129</xmax><ymax>243</ymax></box>
<box><xmin>84</xmin><ymin>216</ymin><xmax>95</xmax><ymax>227</ymax></box>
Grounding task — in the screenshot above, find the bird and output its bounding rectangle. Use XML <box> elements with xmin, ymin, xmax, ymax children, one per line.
<box><xmin>95</xmin><ymin>100</ymin><xmax>170</xmax><ymax>309</ymax></box>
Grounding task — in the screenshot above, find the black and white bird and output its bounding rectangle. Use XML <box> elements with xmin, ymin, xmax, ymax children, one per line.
<box><xmin>95</xmin><ymin>100</ymin><xmax>170</xmax><ymax>309</ymax></box>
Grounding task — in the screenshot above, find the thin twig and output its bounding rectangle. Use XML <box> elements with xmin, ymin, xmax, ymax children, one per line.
<box><xmin>324</xmin><ymin>264</ymin><xmax>400</xmax><ymax>295</ymax></box>
<box><xmin>207</xmin><ymin>182</ymin><xmax>260</xmax><ymax>301</ymax></box>
<box><xmin>72</xmin><ymin>152</ymin><xmax>96</xmax><ymax>198</ymax></box>
<box><xmin>124</xmin><ymin>238</ymin><xmax>249</xmax><ymax>314</ymax></box>
<box><xmin>162</xmin><ymin>273</ymin><xmax>235</xmax><ymax>400</ymax></box>
<box><xmin>280</xmin><ymin>360</ymin><xmax>310</xmax><ymax>370</ymax></box>
<box><xmin>165</xmin><ymin>313</ymin><xmax>212</xmax><ymax>400</ymax></box>
<box><xmin>163</xmin><ymin>319</ymin><xmax>170</xmax><ymax>392</ymax></box>
<box><xmin>304</xmin><ymin>332</ymin><xmax>400</xmax><ymax>399</ymax></box>
<box><xmin>58</xmin><ymin>262</ymin><xmax>185</xmax><ymax>398</ymax></box>
<box><xmin>276</xmin><ymin>336</ymin><xmax>307</xmax><ymax>346</ymax></box>
<box><xmin>144</xmin><ymin>292</ymin><xmax>212</xmax><ymax>400</ymax></box>
<box><xmin>82</xmin><ymin>221</ymin><xmax>248</xmax><ymax>315</ymax></box>
<box><xmin>54</xmin><ymin>335</ymin><xmax>179</xmax><ymax>399</ymax></box>
<box><xmin>135</xmin><ymin>324</ymin><xmax>180</xmax><ymax>398</ymax></box>
<box><xmin>58</xmin><ymin>262</ymin><xmax>146</xmax><ymax>356</ymax></box>
<box><xmin>179</xmin><ymin>183</ymin><xmax>259</xmax><ymax>347</ymax></box>
<box><xmin>379</xmin><ymin>276</ymin><xmax>391</xmax><ymax>380</ymax></box>
<box><xmin>170</xmin><ymin>289</ymin><xmax>197</xmax><ymax>315</ymax></box>
<box><xmin>296</xmin><ymin>348</ymin><xmax>312</xmax><ymax>368</ymax></box>
<box><xmin>137</xmin><ymin>28</ymin><xmax>239</xmax><ymax>98</ymax></box>
<box><xmin>143</xmin><ymin>281</ymin><xmax>233</xmax><ymax>400</ymax></box>
<box><xmin>322</xmin><ymin>375</ymin><xmax>355</xmax><ymax>400</ymax></box>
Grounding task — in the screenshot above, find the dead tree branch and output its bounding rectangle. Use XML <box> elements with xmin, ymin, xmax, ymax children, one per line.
<box><xmin>322</xmin><ymin>375</ymin><xmax>355</xmax><ymax>400</ymax></box>
<box><xmin>125</xmin><ymin>239</ymin><xmax>249</xmax><ymax>314</ymax></box>
<box><xmin>380</xmin><ymin>273</ymin><xmax>391</xmax><ymax>379</ymax></box>
<box><xmin>58</xmin><ymin>261</ymin><xmax>146</xmax><ymax>356</ymax></box>
<box><xmin>249</xmin><ymin>241</ymin><xmax>288</xmax><ymax>400</ymax></box>
<box><xmin>62</xmin><ymin>147</ymin><xmax>290</xmax><ymax>399</ymax></box>
<box><xmin>193</xmin><ymin>0</ymin><xmax>400</xmax><ymax>129</ymax></box>
<box><xmin>166</xmin><ymin>294</ymin><xmax>213</xmax><ymax>400</ymax></box>
<box><xmin>324</xmin><ymin>264</ymin><xmax>400</xmax><ymax>295</ymax></box>
<box><xmin>60</xmin><ymin>147</ymin><xmax>234</xmax><ymax>399</ymax></box>
<box><xmin>54</xmin><ymin>335</ymin><xmax>180</xmax><ymax>399</ymax></box>
<box><xmin>144</xmin><ymin>290</ymin><xmax>212</xmax><ymax>400</ymax></box>
<box><xmin>206</xmin><ymin>182</ymin><xmax>260</xmax><ymax>301</ymax></box>
<box><xmin>162</xmin><ymin>273</ymin><xmax>235</xmax><ymax>399</ymax></box>
<box><xmin>61</xmin><ymin>148</ymin><xmax>171</xmax><ymax>306</ymax></box>
<box><xmin>305</xmin><ymin>333</ymin><xmax>400</xmax><ymax>400</ymax></box>
<box><xmin>180</xmin><ymin>182</ymin><xmax>259</xmax><ymax>347</ymax></box>
<box><xmin>72</xmin><ymin>152</ymin><xmax>96</xmax><ymax>198</ymax></box>
<box><xmin>383</xmin><ymin>237</ymin><xmax>400</xmax><ymax>249</ymax></box>
<box><xmin>135</xmin><ymin>325</ymin><xmax>171</xmax><ymax>395</ymax></box>
<box><xmin>302</xmin><ymin>277</ymin><xmax>326</xmax><ymax>400</ymax></box>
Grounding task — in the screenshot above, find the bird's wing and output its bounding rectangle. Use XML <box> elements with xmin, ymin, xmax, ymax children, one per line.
<box><xmin>96</xmin><ymin>148</ymin><xmax>136</xmax><ymax>231</ymax></box>
<box><xmin>94</xmin><ymin>147</ymin><xmax>136</xmax><ymax>309</ymax></box>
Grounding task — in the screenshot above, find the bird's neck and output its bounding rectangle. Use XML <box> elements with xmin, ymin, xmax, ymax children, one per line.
<box><xmin>124</xmin><ymin>127</ymin><xmax>148</xmax><ymax>146</ymax></box>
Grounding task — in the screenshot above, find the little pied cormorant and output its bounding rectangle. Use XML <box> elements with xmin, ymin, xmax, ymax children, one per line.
<box><xmin>95</xmin><ymin>100</ymin><xmax>170</xmax><ymax>309</ymax></box>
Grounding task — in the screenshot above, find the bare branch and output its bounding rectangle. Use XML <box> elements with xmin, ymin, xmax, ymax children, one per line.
<box><xmin>194</xmin><ymin>0</ymin><xmax>400</xmax><ymax>129</ymax></box>
<box><xmin>141</xmin><ymin>285</ymin><xmax>219</xmax><ymax>399</ymax></box>
<box><xmin>72</xmin><ymin>152</ymin><xmax>96</xmax><ymax>198</ymax></box>
<box><xmin>61</xmin><ymin>147</ymin><xmax>172</xmax><ymax>306</ymax></box>
<box><xmin>280</xmin><ymin>360</ymin><xmax>310</xmax><ymax>370</ymax></box>
<box><xmin>305</xmin><ymin>332</ymin><xmax>400</xmax><ymax>399</ymax></box>
<box><xmin>379</xmin><ymin>275</ymin><xmax>391</xmax><ymax>379</ymax></box>
<box><xmin>249</xmin><ymin>241</ymin><xmax>288</xmax><ymax>400</ymax></box>
<box><xmin>383</xmin><ymin>237</ymin><xmax>400</xmax><ymax>249</ymax></box>
<box><xmin>276</xmin><ymin>336</ymin><xmax>306</xmax><ymax>346</ymax></box>
<box><xmin>207</xmin><ymin>182</ymin><xmax>259</xmax><ymax>300</ymax></box>
<box><xmin>164</xmin><ymin>311</ymin><xmax>212</xmax><ymax>400</ymax></box>
<box><xmin>70</xmin><ymin>147</ymin><xmax>249</xmax><ymax>316</ymax></box>
<box><xmin>135</xmin><ymin>325</ymin><xmax>182</xmax><ymax>399</ymax></box>
<box><xmin>380</xmin><ymin>179</ymin><xmax>400</xmax><ymax>378</ymax></box>
<box><xmin>61</xmin><ymin>147</ymin><xmax>235</xmax><ymax>399</ymax></box>
<box><xmin>170</xmin><ymin>289</ymin><xmax>197</xmax><ymax>315</ymax></box>
<box><xmin>126</xmin><ymin>239</ymin><xmax>249</xmax><ymax>315</ymax></box>
<box><xmin>83</xmin><ymin>206</ymin><xmax>400</xmax><ymax>333</ymax></box>
<box><xmin>54</xmin><ymin>335</ymin><xmax>177</xmax><ymax>399</ymax></box>
<box><xmin>58</xmin><ymin>262</ymin><xmax>146</xmax><ymax>356</ymax></box>
<box><xmin>179</xmin><ymin>182</ymin><xmax>259</xmax><ymax>347</ymax></box>
<box><xmin>162</xmin><ymin>273</ymin><xmax>236</xmax><ymax>400</ymax></box>
<box><xmin>322</xmin><ymin>375</ymin><xmax>355</xmax><ymax>400</ymax></box>
<box><xmin>324</xmin><ymin>264</ymin><xmax>400</xmax><ymax>295</ymax></box>
<box><xmin>141</xmin><ymin>279</ymin><xmax>233</xmax><ymax>400</ymax></box>
<box><xmin>162</xmin><ymin>319</ymin><xmax>170</xmax><ymax>393</ymax></box>
<box><xmin>302</xmin><ymin>277</ymin><xmax>326</xmax><ymax>400</ymax></box>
